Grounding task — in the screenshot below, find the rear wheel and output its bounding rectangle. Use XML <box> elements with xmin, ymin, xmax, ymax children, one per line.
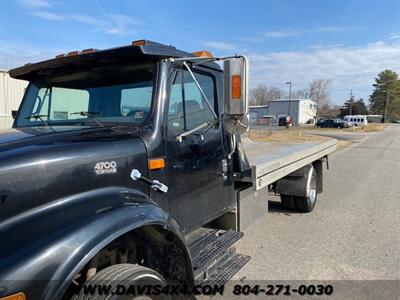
<box><xmin>280</xmin><ymin>195</ymin><xmax>296</xmax><ymax>210</ymax></box>
<box><xmin>280</xmin><ymin>167</ymin><xmax>317</xmax><ymax>212</ymax></box>
<box><xmin>73</xmin><ymin>264</ymin><xmax>168</xmax><ymax>300</ymax></box>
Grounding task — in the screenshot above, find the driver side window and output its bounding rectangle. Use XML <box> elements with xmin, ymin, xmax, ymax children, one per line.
<box><xmin>168</xmin><ymin>69</ymin><xmax>216</xmax><ymax>131</ymax></box>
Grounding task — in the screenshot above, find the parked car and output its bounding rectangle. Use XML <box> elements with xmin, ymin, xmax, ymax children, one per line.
<box><xmin>278</xmin><ymin>116</ymin><xmax>293</xmax><ymax>127</ymax></box>
<box><xmin>341</xmin><ymin>119</ymin><xmax>353</xmax><ymax>128</ymax></box>
<box><xmin>316</xmin><ymin>119</ymin><xmax>345</xmax><ymax>129</ymax></box>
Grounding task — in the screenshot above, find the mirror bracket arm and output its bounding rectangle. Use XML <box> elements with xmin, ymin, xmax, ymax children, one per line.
<box><xmin>181</xmin><ymin>61</ymin><xmax>218</xmax><ymax>120</ymax></box>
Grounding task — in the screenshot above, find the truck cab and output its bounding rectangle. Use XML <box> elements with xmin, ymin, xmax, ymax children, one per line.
<box><xmin>0</xmin><ymin>40</ymin><xmax>336</xmax><ymax>300</ymax></box>
<box><xmin>0</xmin><ymin>40</ymin><xmax>252</xmax><ymax>299</ymax></box>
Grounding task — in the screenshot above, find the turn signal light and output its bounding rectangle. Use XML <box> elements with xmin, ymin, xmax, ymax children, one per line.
<box><xmin>0</xmin><ymin>292</ymin><xmax>26</xmax><ymax>300</ymax></box>
<box><xmin>148</xmin><ymin>158</ymin><xmax>165</xmax><ymax>170</ymax></box>
<box><xmin>192</xmin><ymin>51</ymin><xmax>213</xmax><ymax>58</ymax></box>
<box><xmin>231</xmin><ymin>75</ymin><xmax>242</xmax><ymax>99</ymax></box>
<box><xmin>132</xmin><ymin>40</ymin><xmax>147</xmax><ymax>46</ymax></box>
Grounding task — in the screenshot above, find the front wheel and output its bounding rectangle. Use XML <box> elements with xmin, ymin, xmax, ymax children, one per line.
<box><xmin>73</xmin><ymin>264</ymin><xmax>168</xmax><ymax>300</ymax></box>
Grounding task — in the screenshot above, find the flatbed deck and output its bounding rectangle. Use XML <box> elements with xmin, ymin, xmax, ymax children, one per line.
<box><xmin>242</xmin><ymin>138</ymin><xmax>337</xmax><ymax>190</ymax></box>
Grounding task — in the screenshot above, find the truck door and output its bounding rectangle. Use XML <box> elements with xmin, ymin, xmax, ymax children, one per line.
<box><xmin>165</xmin><ymin>68</ymin><xmax>233</xmax><ymax>232</ymax></box>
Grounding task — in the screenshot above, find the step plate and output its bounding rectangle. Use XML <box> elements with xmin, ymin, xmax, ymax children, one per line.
<box><xmin>192</xmin><ymin>230</ymin><xmax>243</xmax><ymax>269</ymax></box>
<box><xmin>204</xmin><ymin>253</ymin><xmax>250</xmax><ymax>286</ymax></box>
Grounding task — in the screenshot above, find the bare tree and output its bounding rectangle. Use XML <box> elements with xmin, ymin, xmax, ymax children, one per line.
<box><xmin>250</xmin><ymin>84</ymin><xmax>284</xmax><ymax>105</ymax></box>
<box><xmin>291</xmin><ymin>88</ymin><xmax>308</xmax><ymax>99</ymax></box>
<box><xmin>318</xmin><ymin>104</ymin><xmax>340</xmax><ymax>119</ymax></box>
<box><xmin>305</xmin><ymin>79</ymin><xmax>332</xmax><ymax>106</ymax></box>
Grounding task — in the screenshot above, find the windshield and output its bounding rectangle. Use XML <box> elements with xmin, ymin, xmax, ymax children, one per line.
<box><xmin>15</xmin><ymin>62</ymin><xmax>155</xmax><ymax>127</ymax></box>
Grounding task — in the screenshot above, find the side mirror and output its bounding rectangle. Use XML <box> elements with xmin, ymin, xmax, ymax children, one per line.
<box><xmin>223</xmin><ymin>56</ymin><xmax>249</xmax><ymax>135</ymax></box>
<box><xmin>223</xmin><ymin>56</ymin><xmax>248</xmax><ymax>116</ymax></box>
<box><xmin>11</xmin><ymin>110</ymin><xmax>17</xmax><ymax>119</ymax></box>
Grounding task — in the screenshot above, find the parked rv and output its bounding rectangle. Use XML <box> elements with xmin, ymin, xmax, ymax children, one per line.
<box><xmin>344</xmin><ymin>115</ymin><xmax>368</xmax><ymax>126</ymax></box>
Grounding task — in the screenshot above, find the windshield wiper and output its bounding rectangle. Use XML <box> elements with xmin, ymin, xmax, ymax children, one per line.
<box><xmin>24</xmin><ymin>113</ymin><xmax>52</xmax><ymax>128</ymax></box>
<box><xmin>70</xmin><ymin>111</ymin><xmax>104</xmax><ymax>127</ymax></box>
<box><xmin>24</xmin><ymin>114</ymin><xmax>48</xmax><ymax>121</ymax></box>
<box><xmin>70</xmin><ymin>111</ymin><xmax>101</xmax><ymax>117</ymax></box>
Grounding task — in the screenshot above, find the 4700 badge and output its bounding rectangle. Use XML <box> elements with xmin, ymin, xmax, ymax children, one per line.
<box><xmin>232</xmin><ymin>284</ymin><xmax>334</xmax><ymax>296</ymax></box>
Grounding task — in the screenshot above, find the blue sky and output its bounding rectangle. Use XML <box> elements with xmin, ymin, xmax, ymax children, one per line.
<box><xmin>1</xmin><ymin>0</ymin><xmax>399</xmax><ymax>105</ymax></box>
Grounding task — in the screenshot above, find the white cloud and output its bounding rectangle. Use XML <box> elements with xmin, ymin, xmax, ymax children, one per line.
<box><xmin>30</xmin><ymin>11</ymin><xmax>64</xmax><ymax>21</ymax></box>
<box><xmin>19</xmin><ymin>0</ymin><xmax>140</xmax><ymax>37</ymax></box>
<box><xmin>69</xmin><ymin>14</ymin><xmax>107</xmax><ymax>27</ymax></box>
<box><xmin>203</xmin><ymin>41</ymin><xmax>238</xmax><ymax>51</ymax></box>
<box><xmin>388</xmin><ymin>32</ymin><xmax>400</xmax><ymax>40</ymax></box>
<box><xmin>238</xmin><ymin>37</ymin><xmax>263</xmax><ymax>43</ymax></box>
<box><xmin>20</xmin><ymin>0</ymin><xmax>52</xmax><ymax>8</ymax></box>
<box><xmin>247</xmin><ymin>41</ymin><xmax>400</xmax><ymax>103</ymax></box>
<box><xmin>310</xmin><ymin>44</ymin><xmax>344</xmax><ymax>49</ymax></box>
<box><xmin>69</xmin><ymin>14</ymin><xmax>140</xmax><ymax>36</ymax></box>
<box><xmin>103</xmin><ymin>14</ymin><xmax>140</xmax><ymax>36</ymax></box>
<box><xmin>314</xmin><ymin>26</ymin><xmax>346</xmax><ymax>33</ymax></box>
<box><xmin>0</xmin><ymin>39</ymin><xmax>60</xmax><ymax>70</ymax></box>
<box><xmin>27</xmin><ymin>12</ymin><xmax>139</xmax><ymax>36</ymax></box>
<box><xmin>264</xmin><ymin>30</ymin><xmax>297</xmax><ymax>38</ymax></box>
<box><xmin>263</xmin><ymin>26</ymin><xmax>347</xmax><ymax>39</ymax></box>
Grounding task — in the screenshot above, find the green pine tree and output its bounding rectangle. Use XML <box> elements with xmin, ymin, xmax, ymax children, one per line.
<box><xmin>369</xmin><ymin>70</ymin><xmax>400</xmax><ymax>122</ymax></box>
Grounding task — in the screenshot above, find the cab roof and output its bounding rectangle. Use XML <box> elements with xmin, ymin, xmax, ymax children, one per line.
<box><xmin>9</xmin><ymin>40</ymin><xmax>220</xmax><ymax>81</ymax></box>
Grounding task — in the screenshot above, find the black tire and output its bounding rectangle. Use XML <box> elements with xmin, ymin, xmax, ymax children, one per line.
<box><xmin>294</xmin><ymin>168</ymin><xmax>317</xmax><ymax>212</ymax></box>
<box><xmin>280</xmin><ymin>194</ymin><xmax>296</xmax><ymax>210</ymax></box>
<box><xmin>73</xmin><ymin>264</ymin><xmax>168</xmax><ymax>300</ymax></box>
<box><xmin>280</xmin><ymin>168</ymin><xmax>317</xmax><ymax>213</ymax></box>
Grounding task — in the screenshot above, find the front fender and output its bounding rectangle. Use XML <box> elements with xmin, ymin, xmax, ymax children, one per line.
<box><xmin>0</xmin><ymin>187</ymin><xmax>190</xmax><ymax>300</ymax></box>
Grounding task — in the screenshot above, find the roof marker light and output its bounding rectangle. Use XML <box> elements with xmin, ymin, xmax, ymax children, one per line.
<box><xmin>82</xmin><ymin>48</ymin><xmax>96</xmax><ymax>54</ymax></box>
<box><xmin>192</xmin><ymin>51</ymin><xmax>213</xmax><ymax>58</ymax></box>
<box><xmin>132</xmin><ymin>40</ymin><xmax>147</xmax><ymax>46</ymax></box>
<box><xmin>55</xmin><ymin>54</ymin><xmax>66</xmax><ymax>58</ymax></box>
<box><xmin>67</xmin><ymin>51</ymin><xmax>80</xmax><ymax>57</ymax></box>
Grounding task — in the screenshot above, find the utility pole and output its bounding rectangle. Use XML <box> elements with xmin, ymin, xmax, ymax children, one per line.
<box><xmin>349</xmin><ymin>90</ymin><xmax>353</xmax><ymax>115</ymax></box>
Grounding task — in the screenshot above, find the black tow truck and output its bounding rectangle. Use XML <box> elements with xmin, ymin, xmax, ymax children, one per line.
<box><xmin>0</xmin><ymin>40</ymin><xmax>336</xmax><ymax>300</ymax></box>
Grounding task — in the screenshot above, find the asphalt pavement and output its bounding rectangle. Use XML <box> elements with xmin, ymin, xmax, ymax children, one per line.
<box><xmin>234</xmin><ymin>125</ymin><xmax>399</xmax><ymax>283</ymax></box>
<box><xmin>304</xmin><ymin>129</ymin><xmax>374</xmax><ymax>142</ymax></box>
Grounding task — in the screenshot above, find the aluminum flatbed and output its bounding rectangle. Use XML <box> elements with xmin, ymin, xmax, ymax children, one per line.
<box><xmin>242</xmin><ymin>138</ymin><xmax>337</xmax><ymax>190</ymax></box>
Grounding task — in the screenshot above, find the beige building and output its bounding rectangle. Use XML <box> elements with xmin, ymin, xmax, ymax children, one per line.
<box><xmin>0</xmin><ymin>70</ymin><xmax>28</xmax><ymax>129</ymax></box>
